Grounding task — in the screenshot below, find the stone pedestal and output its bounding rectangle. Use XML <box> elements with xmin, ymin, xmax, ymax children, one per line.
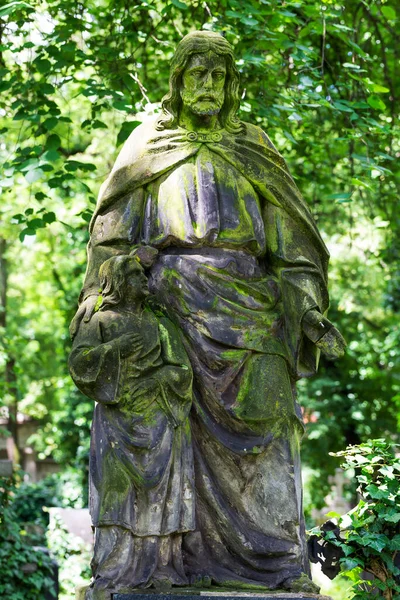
<box><xmin>112</xmin><ymin>594</ymin><xmax>332</xmax><ymax>600</ymax></box>
<box><xmin>77</xmin><ymin>588</ymin><xmax>332</xmax><ymax>600</ymax></box>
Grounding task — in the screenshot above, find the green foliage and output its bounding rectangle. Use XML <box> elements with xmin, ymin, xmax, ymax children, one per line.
<box><xmin>0</xmin><ymin>474</ymin><xmax>56</xmax><ymax>599</ymax></box>
<box><xmin>0</xmin><ymin>0</ymin><xmax>398</xmax><ymax>512</ymax></box>
<box><xmin>10</xmin><ymin>469</ymin><xmax>88</xmax><ymax>536</ymax></box>
<box><xmin>312</xmin><ymin>440</ymin><xmax>400</xmax><ymax>599</ymax></box>
<box><xmin>11</xmin><ymin>475</ymin><xmax>63</xmax><ymax>530</ymax></box>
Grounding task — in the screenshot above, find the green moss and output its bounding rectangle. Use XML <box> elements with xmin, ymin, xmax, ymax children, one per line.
<box><xmin>94</xmin><ymin>294</ymin><xmax>103</xmax><ymax>312</ymax></box>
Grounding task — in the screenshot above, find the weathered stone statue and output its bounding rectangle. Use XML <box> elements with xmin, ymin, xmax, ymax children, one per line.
<box><xmin>70</xmin><ymin>30</ymin><xmax>345</xmax><ymax>600</ymax></box>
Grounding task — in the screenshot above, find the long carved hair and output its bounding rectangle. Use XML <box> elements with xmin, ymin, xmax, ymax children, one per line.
<box><xmin>157</xmin><ymin>31</ymin><xmax>244</xmax><ymax>134</ymax></box>
<box><xmin>98</xmin><ymin>255</ymin><xmax>137</xmax><ymax>311</ymax></box>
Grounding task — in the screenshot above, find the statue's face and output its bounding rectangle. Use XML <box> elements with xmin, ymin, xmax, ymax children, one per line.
<box><xmin>180</xmin><ymin>51</ymin><xmax>226</xmax><ymax>117</ymax></box>
<box><xmin>124</xmin><ymin>260</ymin><xmax>149</xmax><ymax>299</ymax></box>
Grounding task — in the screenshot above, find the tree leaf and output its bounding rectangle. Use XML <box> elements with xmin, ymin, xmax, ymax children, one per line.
<box><xmin>19</xmin><ymin>228</ymin><xmax>35</xmax><ymax>241</ymax></box>
<box><xmin>171</xmin><ymin>0</ymin><xmax>188</xmax><ymax>9</ymax></box>
<box><xmin>43</xmin><ymin>117</ymin><xmax>58</xmax><ymax>131</ymax></box>
<box><xmin>116</xmin><ymin>120</ymin><xmax>142</xmax><ymax>147</ymax></box>
<box><xmin>33</xmin><ymin>58</ymin><xmax>51</xmax><ymax>73</ymax></box>
<box><xmin>0</xmin><ymin>1</ymin><xmax>33</xmax><ymax>17</ymax></box>
<box><xmin>43</xmin><ymin>212</ymin><xmax>56</xmax><ymax>224</ymax></box>
<box><xmin>24</xmin><ymin>168</ymin><xmax>43</xmax><ymax>183</ymax></box>
<box><xmin>42</xmin><ymin>149</ymin><xmax>60</xmax><ymax>162</ymax></box>
<box><xmin>45</xmin><ymin>134</ymin><xmax>61</xmax><ymax>150</ymax></box>
<box><xmin>381</xmin><ymin>6</ymin><xmax>397</xmax><ymax>20</ymax></box>
<box><xmin>367</xmin><ymin>95</ymin><xmax>386</xmax><ymax>111</ymax></box>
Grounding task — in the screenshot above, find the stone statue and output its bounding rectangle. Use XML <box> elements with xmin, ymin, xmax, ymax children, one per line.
<box><xmin>70</xmin><ymin>30</ymin><xmax>346</xmax><ymax>600</ymax></box>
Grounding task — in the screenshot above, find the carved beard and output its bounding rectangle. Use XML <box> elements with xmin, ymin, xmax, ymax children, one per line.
<box><xmin>180</xmin><ymin>88</ymin><xmax>225</xmax><ymax>116</ymax></box>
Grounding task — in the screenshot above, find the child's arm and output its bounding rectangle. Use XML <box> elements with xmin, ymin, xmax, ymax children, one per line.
<box><xmin>69</xmin><ymin>315</ymin><xmax>142</xmax><ymax>404</ymax></box>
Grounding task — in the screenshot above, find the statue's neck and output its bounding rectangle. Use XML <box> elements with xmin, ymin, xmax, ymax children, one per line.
<box><xmin>179</xmin><ymin>106</ymin><xmax>220</xmax><ymax>133</ymax></box>
<box><xmin>118</xmin><ymin>298</ymin><xmax>145</xmax><ymax>315</ymax></box>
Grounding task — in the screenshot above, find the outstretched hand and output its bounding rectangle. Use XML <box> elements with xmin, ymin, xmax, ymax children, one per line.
<box><xmin>316</xmin><ymin>326</ymin><xmax>347</xmax><ymax>360</ymax></box>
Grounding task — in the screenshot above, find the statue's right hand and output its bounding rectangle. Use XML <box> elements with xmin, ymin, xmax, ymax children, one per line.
<box><xmin>118</xmin><ymin>333</ymin><xmax>143</xmax><ymax>359</ymax></box>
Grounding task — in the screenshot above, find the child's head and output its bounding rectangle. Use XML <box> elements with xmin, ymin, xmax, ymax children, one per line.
<box><xmin>98</xmin><ymin>255</ymin><xmax>148</xmax><ymax>310</ymax></box>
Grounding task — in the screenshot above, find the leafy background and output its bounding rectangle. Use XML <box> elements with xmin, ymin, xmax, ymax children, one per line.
<box><xmin>0</xmin><ymin>0</ymin><xmax>399</xmax><ymax>596</ymax></box>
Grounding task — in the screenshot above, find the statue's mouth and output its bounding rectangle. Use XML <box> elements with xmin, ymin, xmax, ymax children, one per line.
<box><xmin>197</xmin><ymin>95</ymin><xmax>216</xmax><ymax>102</ymax></box>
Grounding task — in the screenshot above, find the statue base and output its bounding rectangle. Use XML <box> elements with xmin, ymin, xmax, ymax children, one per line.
<box><xmin>112</xmin><ymin>594</ymin><xmax>332</xmax><ymax>600</ymax></box>
<box><xmin>76</xmin><ymin>587</ymin><xmax>332</xmax><ymax>600</ymax></box>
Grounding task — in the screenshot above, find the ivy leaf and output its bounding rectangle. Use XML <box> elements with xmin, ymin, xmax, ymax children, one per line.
<box><xmin>379</xmin><ymin>465</ymin><xmax>395</xmax><ymax>479</ymax></box>
<box><xmin>366</xmin><ymin>484</ymin><xmax>390</xmax><ymax>500</ymax></box>
<box><xmin>365</xmin><ymin>535</ymin><xmax>390</xmax><ymax>553</ymax></box>
<box><xmin>341</xmin><ymin>557</ymin><xmax>363</xmax><ymax>571</ymax></box>
<box><xmin>385</xmin><ymin>513</ymin><xmax>400</xmax><ymax>524</ymax></box>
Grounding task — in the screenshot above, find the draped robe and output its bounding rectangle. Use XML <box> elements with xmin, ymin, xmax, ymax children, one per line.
<box><xmin>75</xmin><ymin>117</ymin><xmax>330</xmax><ymax>589</ymax></box>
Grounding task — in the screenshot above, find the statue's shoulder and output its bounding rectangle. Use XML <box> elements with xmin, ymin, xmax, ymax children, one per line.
<box><xmin>240</xmin><ymin>120</ymin><xmax>280</xmax><ymax>153</ymax></box>
<box><xmin>112</xmin><ymin>116</ymin><xmax>160</xmax><ymax>172</ymax></box>
<box><xmin>130</xmin><ymin>116</ymin><xmax>160</xmax><ymax>140</ymax></box>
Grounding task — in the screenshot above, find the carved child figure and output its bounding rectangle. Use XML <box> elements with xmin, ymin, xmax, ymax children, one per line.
<box><xmin>69</xmin><ymin>255</ymin><xmax>194</xmax><ymax>599</ymax></box>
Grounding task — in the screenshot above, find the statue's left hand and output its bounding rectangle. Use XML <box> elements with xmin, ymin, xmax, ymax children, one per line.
<box><xmin>130</xmin><ymin>378</ymin><xmax>160</xmax><ymax>412</ymax></box>
<box><xmin>316</xmin><ymin>326</ymin><xmax>347</xmax><ymax>360</ymax></box>
<box><xmin>302</xmin><ymin>308</ymin><xmax>346</xmax><ymax>360</ymax></box>
<box><xmin>69</xmin><ymin>295</ymin><xmax>98</xmax><ymax>339</ymax></box>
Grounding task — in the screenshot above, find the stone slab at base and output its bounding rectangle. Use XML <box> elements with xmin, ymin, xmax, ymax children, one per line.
<box><xmin>76</xmin><ymin>586</ymin><xmax>332</xmax><ymax>600</ymax></box>
<box><xmin>112</xmin><ymin>593</ymin><xmax>332</xmax><ymax>600</ymax></box>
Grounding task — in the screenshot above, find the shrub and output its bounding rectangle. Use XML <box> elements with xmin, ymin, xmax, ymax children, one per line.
<box><xmin>0</xmin><ymin>474</ymin><xmax>56</xmax><ymax>599</ymax></box>
<box><xmin>309</xmin><ymin>439</ymin><xmax>400</xmax><ymax>600</ymax></box>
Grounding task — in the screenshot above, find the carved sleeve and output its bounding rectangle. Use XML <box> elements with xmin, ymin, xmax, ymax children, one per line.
<box><xmin>68</xmin><ymin>314</ymin><xmax>121</xmax><ymax>404</ymax></box>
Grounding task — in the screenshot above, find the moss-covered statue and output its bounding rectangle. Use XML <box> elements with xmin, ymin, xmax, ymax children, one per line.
<box><xmin>69</xmin><ymin>256</ymin><xmax>194</xmax><ymax>598</ymax></box>
<box><xmin>70</xmin><ymin>30</ymin><xmax>346</xmax><ymax>598</ymax></box>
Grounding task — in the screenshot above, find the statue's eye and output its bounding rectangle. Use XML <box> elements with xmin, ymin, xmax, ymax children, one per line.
<box><xmin>213</xmin><ymin>72</ymin><xmax>225</xmax><ymax>80</ymax></box>
<box><xmin>192</xmin><ymin>68</ymin><xmax>205</xmax><ymax>77</ymax></box>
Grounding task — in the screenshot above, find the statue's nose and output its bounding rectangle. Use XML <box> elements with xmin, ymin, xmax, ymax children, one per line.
<box><xmin>204</xmin><ymin>72</ymin><xmax>213</xmax><ymax>89</ymax></box>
